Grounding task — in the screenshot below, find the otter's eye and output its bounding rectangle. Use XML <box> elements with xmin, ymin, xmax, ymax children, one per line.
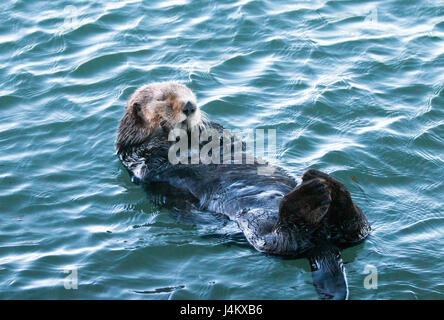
<box><xmin>133</xmin><ymin>102</ymin><xmax>141</xmax><ymax>112</ymax></box>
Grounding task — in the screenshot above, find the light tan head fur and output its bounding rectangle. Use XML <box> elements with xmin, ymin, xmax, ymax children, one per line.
<box><xmin>116</xmin><ymin>82</ymin><xmax>206</xmax><ymax>153</ymax></box>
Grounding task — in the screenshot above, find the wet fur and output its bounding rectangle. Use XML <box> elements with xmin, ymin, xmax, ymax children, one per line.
<box><xmin>116</xmin><ymin>83</ymin><xmax>371</xmax><ymax>299</ymax></box>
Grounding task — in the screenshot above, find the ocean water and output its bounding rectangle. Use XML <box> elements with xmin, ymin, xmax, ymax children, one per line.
<box><xmin>0</xmin><ymin>0</ymin><xmax>443</xmax><ymax>300</ymax></box>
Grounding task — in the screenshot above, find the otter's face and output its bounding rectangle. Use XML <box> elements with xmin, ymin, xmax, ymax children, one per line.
<box><xmin>128</xmin><ymin>82</ymin><xmax>203</xmax><ymax>131</ymax></box>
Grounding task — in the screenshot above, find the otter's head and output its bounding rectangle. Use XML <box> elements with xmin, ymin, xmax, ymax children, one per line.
<box><xmin>116</xmin><ymin>82</ymin><xmax>205</xmax><ymax>154</ymax></box>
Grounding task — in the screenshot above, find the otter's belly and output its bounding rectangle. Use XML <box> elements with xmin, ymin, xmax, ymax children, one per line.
<box><xmin>206</xmin><ymin>182</ymin><xmax>290</xmax><ymax>219</ymax></box>
<box><xmin>144</xmin><ymin>162</ymin><xmax>297</xmax><ymax>217</ymax></box>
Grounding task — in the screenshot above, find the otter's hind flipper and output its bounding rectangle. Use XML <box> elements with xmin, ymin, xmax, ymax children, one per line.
<box><xmin>278</xmin><ymin>178</ymin><xmax>332</xmax><ymax>230</ymax></box>
<box><xmin>308</xmin><ymin>244</ymin><xmax>348</xmax><ymax>300</ymax></box>
<box><xmin>302</xmin><ymin>169</ymin><xmax>371</xmax><ymax>244</ymax></box>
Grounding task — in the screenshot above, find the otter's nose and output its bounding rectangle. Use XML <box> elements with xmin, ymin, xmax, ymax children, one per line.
<box><xmin>183</xmin><ymin>102</ymin><xmax>196</xmax><ymax>116</ymax></box>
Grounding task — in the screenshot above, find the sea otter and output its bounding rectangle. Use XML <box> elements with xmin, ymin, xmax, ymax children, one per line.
<box><xmin>116</xmin><ymin>82</ymin><xmax>371</xmax><ymax>299</ymax></box>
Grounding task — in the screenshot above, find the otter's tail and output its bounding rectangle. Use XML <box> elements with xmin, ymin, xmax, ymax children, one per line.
<box><xmin>308</xmin><ymin>244</ymin><xmax>348</xmax><ymax>300</ymax></box>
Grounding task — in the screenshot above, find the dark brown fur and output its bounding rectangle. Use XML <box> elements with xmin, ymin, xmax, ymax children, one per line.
<box><xmin>116</xmin><ymin>104</ymin><xmax>153</xmax><ymax>154</ymax></box>
<box><xmin>116</xmin><ymin>83</ymin><xmax>371</xmax><ymax>300</ymax></box>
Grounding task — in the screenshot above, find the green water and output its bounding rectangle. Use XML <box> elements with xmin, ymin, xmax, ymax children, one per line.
<box><xmin>0</xmin><ymin>0</ymin><xmax>443</xmax><ymax>299</ymax></box>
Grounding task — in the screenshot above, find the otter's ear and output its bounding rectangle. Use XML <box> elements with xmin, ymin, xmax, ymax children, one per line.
<box><xmin>133</xmin><ymin>102</ymin><xmax>141</xmax><ymax>113</ymax></box>
<box><xmin>132</xmin><ymin>102</ymin><xmax>144</xmax><ymax>124</ymax></box>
